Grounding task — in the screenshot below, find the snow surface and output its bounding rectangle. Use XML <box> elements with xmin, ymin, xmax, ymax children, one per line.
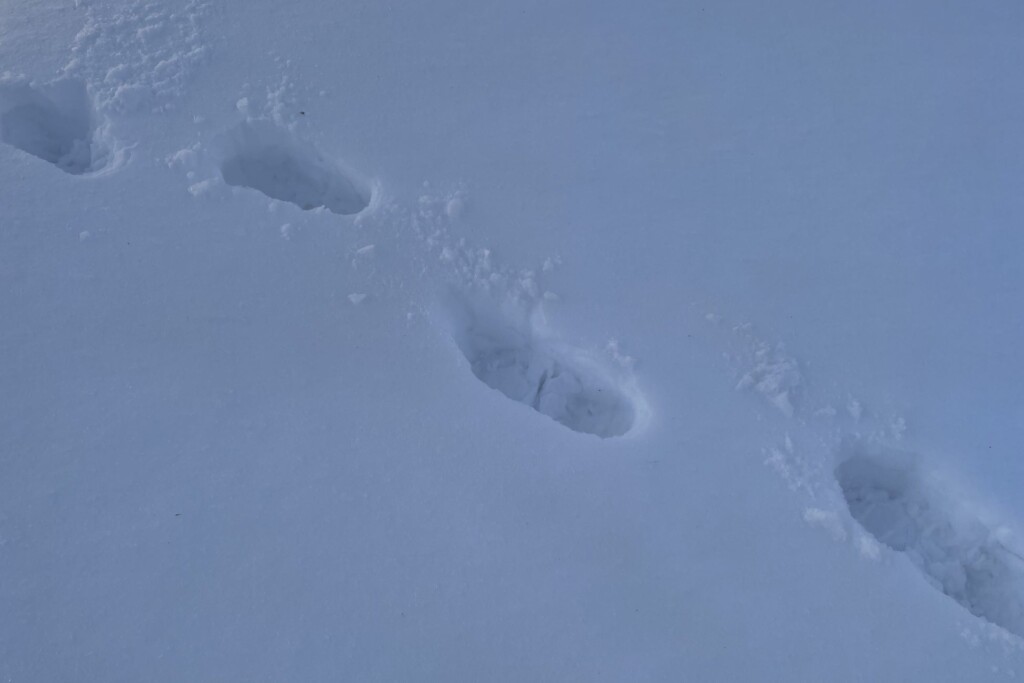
<box><xmin>836</xmin><ymin>438</ymin><xmax>1024</xmax><ymax>639</ymax></box>
<box><xmin>218</xmin><ymin>120</ymin><xmax>371</xmax><ymax>215</ymax></box>
<box><xmin>2</xmin><ymin>0</ymin><xmax>1024</xmax><ymax>680</ymax></box>
<box><xmin>445</xmin><ymin>289</ymin><xmax>646</xmax><ymax>438</ymax></box>
<box><xmin>0</xmin><ymin>77</ymin><xmax>122</xmax><ymax>175</ymax></box>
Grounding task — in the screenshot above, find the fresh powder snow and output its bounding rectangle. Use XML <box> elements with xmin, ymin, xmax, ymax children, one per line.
<box><xmin>2</xmin><ymin>1</ymin><xmax>1024</xmax><ymax>681</ymax></box>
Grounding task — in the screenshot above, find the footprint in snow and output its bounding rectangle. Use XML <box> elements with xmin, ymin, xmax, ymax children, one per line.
<box><xmin>0</xmin><ymin>78</ymin><xmax>121</xmax><ymax>175</ymax></box>
<box><xmin>445</xmin><ymin>293</ymin><xmax>646</xmax><ymax>438</ymax></box>
<box><xmin>835</xmin><ymin>437</ymin><xmax>1024</xmax><ymax>638</ymax></box>
<box><xmin>218</xmin><ymin>120</ymin><xmax>371</xmax><ymax>215</ymax></box>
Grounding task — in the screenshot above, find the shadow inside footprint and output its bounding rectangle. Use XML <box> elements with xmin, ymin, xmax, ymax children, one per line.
<box><xmin>219</xmin><ymin>121</ymin><xmax>370</xmax><ymax>215</ymax></box>
<box><xmin>0</xmin><ymin>78</ymin><xmax>113</xmax><ymax>175</ymax></box>
<box><xmin>447</xmin><ymin>294</ymin><xmax>643</xmax><ymax>438</ymax></box>
<box><xmin>836</xmin><ymin>439</ymin><xmax>1024</xmax><ymax>637</ymax></box>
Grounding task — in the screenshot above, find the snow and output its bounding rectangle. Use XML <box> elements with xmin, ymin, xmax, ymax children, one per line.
<box><xmin>0</xmin><ymin>77</ymin><xmax>124</xmax><ymax>175</ymax></box>
<box><xmin>218</xmin><ymin>120</ymin><xmax>372</xmax><ymax>215</ymax></box>
<box><xmin>444</xmin><ymin>288</ymin><xmax>647</xmax><ymax>438</ymax></box>
<box><xmin>2</xmin><ymin>0</ymin><xmax>1024</xmax><ymax>680</ymax></box>
<box><xmin>836</xmin><ymin>438</ymin><xmax>1024</xmax><ymax>639</ymax></box>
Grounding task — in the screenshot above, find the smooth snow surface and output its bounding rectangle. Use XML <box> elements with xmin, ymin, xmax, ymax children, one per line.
<box><xmin>3</xmin><ymin>0</ymin><xmax>1024</xmax><ymax>681</ymax></box>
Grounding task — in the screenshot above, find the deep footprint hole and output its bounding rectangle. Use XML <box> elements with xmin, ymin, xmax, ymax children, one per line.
<box><xmin>219</xmin><ymin>121</ymin><xmax>370</xmax><ymax>215</ymax></box>
<box><xmin>0</xmin><ymin>78</ymin><xmax>115</xmax><ymax>175</ymax></box>
<box><xmin>446</xmin><ymin>294</ymin><xmax>643</xmax><ymax>438</ymax></box>
<box><xmin>835</xmin><ymin>439</ymin><xmax>1024</xmax><ymax>638</ymax></box>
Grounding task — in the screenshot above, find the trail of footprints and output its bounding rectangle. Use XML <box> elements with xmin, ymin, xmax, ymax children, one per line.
<box><xmin>4</xmin><ymin>64</ymin><xmax>1023</xmax><ymax>645</ymax></box>
<box><xmin>1</xmin><ymin>73</ymin><xmax>640</xmax><ymax>438</ymax></box>
<box><xmin>0</xmin><ymin>79</ymin><xmax>369</xmax><ymax>215</ymax></box>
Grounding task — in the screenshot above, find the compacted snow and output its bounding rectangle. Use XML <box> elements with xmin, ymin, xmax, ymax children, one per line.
<box><xmin>2</xmin><ymin>1</ymin><xmax>1024</xmax><ymax>680</ymax></box>
<box><xmin>445</xmin><ymin>290</ymin><xmax>646</xmax><ymax>438</ymax></box>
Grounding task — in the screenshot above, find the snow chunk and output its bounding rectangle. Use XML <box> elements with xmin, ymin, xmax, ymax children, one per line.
<box><xmin>857</xmin><ymin>534</ymin><xmax>882</xmax><ymax>560</ymax></box>
<box><xmin>804</xmin><ymin>507</ymin><xmax>848</xmax><ymax>542</ymax></box>
<box><xmin>736</xmin><ymin>343</ymin><xmax>801</xmax><ymax>417</ymax></box>
<box><xmin>187</xmin><ymin>179</ymin><xmax>217</xmax><ymax>197</ymax></box>
<box><xmin>815</xmin><ymin>405</ymin><xmax>838</xmax><ymax>419</ymax></box>
<box><xmin>445</xmin><ymin>195</ymin><xmax>465</xmax><ymax>219</ymax></box>
<box><xmin>165</xmin><ymin>144</ymin><xmax>199</xmax><ymax>169</ymax></box>
<box><xmin>847</xmin><ymin>397</ymin><xmax>863</xmax><ymax>421</ymax></box>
